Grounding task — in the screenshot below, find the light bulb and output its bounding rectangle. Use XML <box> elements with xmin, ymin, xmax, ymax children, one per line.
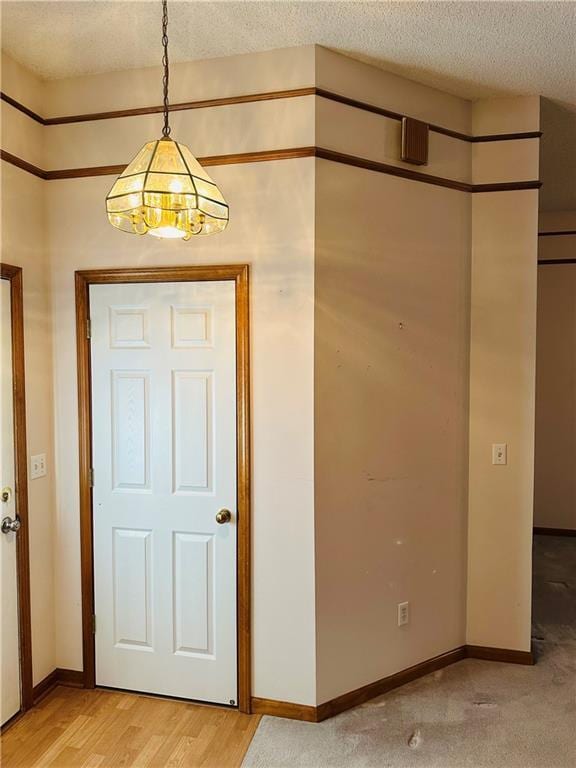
<box><xmin>148</xmin><ymin>226</ymin><xmax>186</xmax><ymax>239</ymax></box>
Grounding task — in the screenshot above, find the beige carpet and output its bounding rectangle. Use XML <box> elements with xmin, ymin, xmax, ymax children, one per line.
<box><xmin>243</xmin><ymin>535</ymin><xmax>575</xmax><ymax>767</ymax></box>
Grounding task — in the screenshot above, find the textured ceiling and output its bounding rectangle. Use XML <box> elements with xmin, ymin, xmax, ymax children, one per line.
<box><xmin>1</xmin><ymin>0</ymin><xmax>575</xmax><ymax>106</ymax></box>
<box><xmin>2</xmin><ymin>1</ymin><xmax>575</xmax><ymax>210</ymax></box>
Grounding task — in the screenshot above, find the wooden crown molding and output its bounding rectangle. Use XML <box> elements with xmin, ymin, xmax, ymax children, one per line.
<box><xmin>538</xmin><ymin>259</ymin><xmax>576</xmax><ymax>266</ymax></box>
<box><xmin>538</xmin><ymin>230</ymin><xmax>576</xmax><ymax>237</ymax></box>
<box><xmin>314</xmin><ymin>89</ymin><xmax>542</xmax><ymax>144</ymax></box>
<box><xmin>471</xmin><ymin>180</ymin><xmax>542</xmax><ymax>193</ymax></box>
<box><xmin>0</xmin><ymin>91</ymin><xmax>45</xmax><ymax>124</ymax></box>
<box><xmin>1</xmin><ymin>146</ymin><xmax>542</xmax><ymax>194</ymax></box>
<box><xmin>2</xmin><ymin>87</ymin><xmax>542</xmax><ymax>144</ymax></box>
<box><xmin>1</xmin><ymin>149</ymin><xmax>47</xmax><ymax>180</ymax></box>
<box><xmin>315</xmin><ymin>147</ymin><xmax>541</xmax><ymax>193</ymax></box>
<box><xmin>1</xmin><ymin>88</ymin><xmax>315</xmax><ymax>126</ymax></box>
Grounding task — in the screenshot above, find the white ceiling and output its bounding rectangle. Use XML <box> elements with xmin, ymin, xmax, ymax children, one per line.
<box><xmin>1</xmin><ymin>0</ymin><xmax>575</xmax><ymax>106</ymax></box>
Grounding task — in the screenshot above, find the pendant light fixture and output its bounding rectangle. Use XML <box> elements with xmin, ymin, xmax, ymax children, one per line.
<box><xmin>106</xmin><ymin>0</ymin><xmax>229</xmax><ymax>239</ymax></box>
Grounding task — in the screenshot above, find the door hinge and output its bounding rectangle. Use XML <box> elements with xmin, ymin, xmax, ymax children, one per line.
<box><xmin>92</xmin><ymin>614</ymin><xmax>96</xmax><ymax>634</ymax></box>
<box><xmin>86</xmin><ymin>318</ymin><xmax>92</xmax><ymax>339</ymax></box>
<box><xmin>88</xmin><ymin>468</ymin><xmax>94</xmax><ymax>487</ymax></box>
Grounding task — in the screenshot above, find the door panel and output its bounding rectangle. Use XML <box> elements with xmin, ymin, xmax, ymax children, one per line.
<box><xmin>1</xmin><ymin>278</ymin><xmax>20</xmax><ymax>725</ymax></box>
<box><xmin>173</xmin><ymin>371</ymin><xmax>213</xmax><ymax>492</ymax></box>
<box><xmin>173</xmin><ymin>532</ymin><xmax>214</xmax><ymax>656</ymax></box>
<box><xmin>113</xmin><ymin>528</ymin><xmax>153</xmax><ymax>650</ymax></box>
<box><xmin>111</xmin><ymin>371</ymin><xmax>151</xmax><ymax>491</ymax></box>
<box><xmin>91</xmin><ymin>281</ymin><xmax>237</xmax><ymax>704</ymax></box>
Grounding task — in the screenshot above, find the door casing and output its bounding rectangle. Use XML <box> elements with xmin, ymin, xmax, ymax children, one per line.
<box><xmin>0</xmin><ymin>263</ymin><xmax>33</xmax><ymax>719</ymax></box>
<box><xmin>75</xmin><ymin>265</ymin><xmax>251</xmax><ymax>712</ymax></box>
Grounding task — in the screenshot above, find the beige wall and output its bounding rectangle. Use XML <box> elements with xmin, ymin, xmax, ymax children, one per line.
<box><xmin>538</xmin><ymin>211</ymin><xmax>576</xmax><ymax>262</ymax></box>
<box><xmin>467</xmin><ymin>190</ymin><xmax>539</xmax><ymax>651</ymax></box>
<box><xmin>314</xmin><ymin>51</ymin><xmax>475</xmax><ymax>701</ymax></box>
<box><xmin>314</xmin><ymin>161</ymin><xmax>470</xmax><ymax>702</ymax></box>
<box><xmin>539</xmin><ymin>99</ymin><xmax>576</xmax><ymax>213</ymax></box>
<box><xmin>534</xmin><ymin>210</ymin><xmax>576</xmax><ymax>531</ymax></box>
<box><xmin>313</xmin><ymin>74</ymin><xmax>541</xmax><ymax>693</ymax></box>
<box><xmin>3</xmin><ymin>46</ymin><xmax>319</xmax><ymax>704</ymax></box>
<box><xmin>43</xmin><ymin>46</ymin><xmax>316</xmax><ymax>117</ymax></box>
<box><xmin>46</xmin><ymin>161</ymin><xmax>318</xmax><ymax>703</ymax></box>
<box><xmin>1</xmin><ymin>44</ymin><xmax>543</xmax><ymax>704</ymax></box>
<box><xmin>42</xmin><ymin>45</ymin><xmax>319</xmax><ymax>705</ymax></box>
<box><xmin>466</xmin><ymin>96</ymin><xmax>540</xmax><ymax>654</ymax></box>
<box><xmin>45</xmin><ymin>96</ymin><xmax>315</xmax><ymax>170</ymax></box>
<box><xmin>466</xmin><ymin>99</ymin><xmax>540</xmax><ymax>654</ymax></box>
<box><xmin>534</xmin><ymin>262</ymin><xmax>576</xmax><ymax>530</ymax></box>
<box><xmin>315</xmin><ymin>46</ymin><xmax>471</xmax><ymax>135</ymax></box>
<box><xmin>1</xmin><ymin>55</ymin><xmax>56</xmax><ymax>685</ymax></box>
<box><xmin>472</xmin><ymin>96</ymin><xmax>540</xmax><ymax>136</ymax></box>
<box><xmin>1</xmin><ymin>53</ymin><xmax>45</xmax><ymax>168</ymax></box>
<box><xmin>539</xmin><ymin>210</ymin><xmax>576</xmax><ymax>232</ymax></box>
<box><xmin>315</xmin><ymin>46</ymin><xmax>472</xmax><ymax>189</ymax></box>
<box><xmin>315</xmin><ymin>95</ymin><xmax>470</xmax><ymax>184</ymax></box>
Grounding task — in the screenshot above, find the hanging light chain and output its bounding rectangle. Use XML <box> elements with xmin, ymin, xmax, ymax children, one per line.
<box><xmin>161</xmin><ymin>0</ymin><xmax>171</xmax><ymax>138</ymax></box>
<box><xmin>106</xmin><ymin>0</ymin><xmax>229</xmax><ymax>239</ymax></box>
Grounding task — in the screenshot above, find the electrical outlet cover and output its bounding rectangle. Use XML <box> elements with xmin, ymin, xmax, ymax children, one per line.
<box><xmin>492</xmin><ymin>443</ymin><xmax>507</xmax><ymax>465</ymax></box>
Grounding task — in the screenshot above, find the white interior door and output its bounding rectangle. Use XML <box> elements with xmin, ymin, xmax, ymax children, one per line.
<box><xmin>1</xmin><ymin>278</ymin><xmax>21</xmax><ymax>725</ymax></box>
<box><xmin>90</xmin><ymin>280</ymin><xmax>237</xmax><ymax>705</ymax></box>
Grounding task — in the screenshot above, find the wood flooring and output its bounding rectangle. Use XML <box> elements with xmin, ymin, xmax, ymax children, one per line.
<box><xmin>1</xmin><ymin>686</ymin><xmax>261</xmax><ymax>767</ymax></box>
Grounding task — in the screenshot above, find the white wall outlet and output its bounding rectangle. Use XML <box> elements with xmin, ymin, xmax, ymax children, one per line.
<box><xmin>398</xmin><ymin>601</ymin><xmax>410</xmax><ymax>627</ymax></box>
<box><xmin>492</xmin><ymin>443</ymin><xmax>507</xmax><ymax>466</ymax></box>
<box><xmin>30</xmin><ymin>453</ymin><xmax>47</xmax><ymax>480</ymax></box>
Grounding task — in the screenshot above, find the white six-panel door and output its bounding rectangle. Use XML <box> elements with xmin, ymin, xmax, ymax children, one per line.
<box><xmin>90</xmin><ymin>281</ymin><xmax>237</xmax><ymax>704</ymax></box>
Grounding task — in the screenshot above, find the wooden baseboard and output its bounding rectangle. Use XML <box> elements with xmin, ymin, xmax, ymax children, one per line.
<box><xmin>33</xmin><ymin>668</ymin><xmax>84</xmax><ymax>703</ymax></box>
<box><xmin>251</xmin><ymin>697</ymin><xmax>318</xmax><ymax>722</ymax></box>
<box><xmin>0</xmin><ymin>709</ymin><xmax>25</xmax><ymax>734</ymax></box>
<box><xmin>31</xmin><ymin>645</ymin><xmax>532</xmax><ymax>723</ymax></box>
<box><xmin>317</xmin><ymin>647</ymin><xmax>466</xmax><ymax>721</ymax></box>
<box><xmin>534</xmin><ymin>527</ymin><xmax>576</xmax><ymax>537</ymax></box>
<box><xmin>57</xmin><ymin>668</ymin><xmax>85</xmax><ymax>688</ymax></box>
<box><xmin>251</xmin><ymin>647</ymin><xmax>466</xmax><ymax>722</ymax></box>
<box><xmin>252</xmin><ymin>643</ymin><xmax>535</xmax><ymax>722</ymax></box>
<box><xmin>465</xmin><ymin>645</ymin><xmax>534</xmax><ymax>665</ymax></box>
<box><xmin>32</xmin><ymin>669</ymin><xmax>59</xmax><ymax>703</ymax></box>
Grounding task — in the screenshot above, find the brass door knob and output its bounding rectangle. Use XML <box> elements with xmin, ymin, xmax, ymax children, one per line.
<box><xmin>215</xmin><ymin>509</ymin><xmax>232</xmax><ymax>525</ymax></box>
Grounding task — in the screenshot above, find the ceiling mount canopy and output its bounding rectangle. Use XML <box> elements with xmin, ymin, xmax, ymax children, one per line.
<box><xmin>106</xmin><ymin>0</ymin><xmax>229</xmax><ymax>240</ymax></box>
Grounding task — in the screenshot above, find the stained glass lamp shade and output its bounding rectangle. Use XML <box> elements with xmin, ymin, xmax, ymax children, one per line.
<box><xmin>105</xmin><ymin>137</ymin><xmax>229</xmax><ymax>239</ymax></box>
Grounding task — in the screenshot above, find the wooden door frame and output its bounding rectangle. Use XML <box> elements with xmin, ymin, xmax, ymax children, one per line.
<box><xmin>0</xmin><ymin>264</ymin><xmax>33</xmax><ymax>714</ymax></box>
<box><xmin>75</xmin><ymin>265</ymin><xmax>251</xmax><ymax>712</ymax></box>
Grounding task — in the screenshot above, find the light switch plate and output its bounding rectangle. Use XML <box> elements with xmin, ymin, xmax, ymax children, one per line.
<box><xmin>398</xmin><ymin>601</ymin><xmax>410</xmax><ymax>627</ymax></box>
<box><xmin>492</xmin><ymin>443</ymin><xmax>507</xmax><ymax>465</ymax></box>
<box><xmin>30</xmin><ymin>453</ymin><xmax>47</xmax><ymax>479</ymax></box>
